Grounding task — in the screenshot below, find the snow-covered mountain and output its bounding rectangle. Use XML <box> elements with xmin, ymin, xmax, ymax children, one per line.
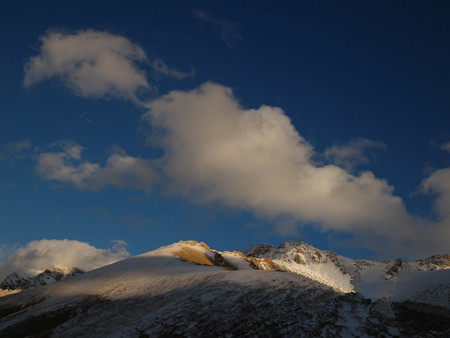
<box><xmin>241</xmin><ymin>241</ymin><xmax>450</xmax><ymax>305</ymax></box>
<box><xmin>0</xmin><ymin>266</ymin><xmax>84</xmax><ymax>291</ymax></box>
<box><xmin>0</xmin><ymin>240</ymin><xmax>448</xmax><ymax>337</ymax></box>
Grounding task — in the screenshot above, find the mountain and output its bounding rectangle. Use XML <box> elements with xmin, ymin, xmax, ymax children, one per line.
<box><xmin>242</xmin><ymin>241</ymin><xmax>450</xmax><ymax>306</ymax></box>
<box><xmin>0</xmin><ymin>266</ymin><xmax>84</xmax><ymax>291</ymax></box>
<box><xmin>0</xmin><ymin>241</ymin><xmax>448</xmax><ymax>337</ymax></box>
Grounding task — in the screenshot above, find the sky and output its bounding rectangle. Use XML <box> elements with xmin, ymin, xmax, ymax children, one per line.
<box><xmin>1</xmin><ymin>1</ymin><xmax>450</xmax><ymax>275</ymax></box>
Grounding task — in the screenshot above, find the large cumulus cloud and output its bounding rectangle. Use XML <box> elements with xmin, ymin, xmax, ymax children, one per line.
<box><xmin>144</xmin><ymin>83</ymin><xmax>449</xmax><ymax>257</ymax></box>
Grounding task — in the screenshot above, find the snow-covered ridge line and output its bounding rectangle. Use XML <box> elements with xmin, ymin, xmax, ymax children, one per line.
<box><xmin>165</xmin><ymin>240</ymin><xmax>450</xmax><ymax>299</ymax></box>
<box><xmin>1</xmin><ymin>240</ymin><xmax>449</xmax><ymax>305</ymax></box>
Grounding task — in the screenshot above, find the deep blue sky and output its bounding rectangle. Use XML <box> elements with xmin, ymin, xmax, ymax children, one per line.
<box><xmin>1</xmin><ymin>1</ymin><xmax>449</xmax><ymax>260</ymax></box>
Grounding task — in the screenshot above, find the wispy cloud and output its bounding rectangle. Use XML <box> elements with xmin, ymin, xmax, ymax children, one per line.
<box><xmin>36</xmin><ymin>141</ymin><xmax>159</xmax><ymax>193</ymax></box>
<box><xmin>0</xmin><ymin>139</ymin><xmax>32</xmax><ymax>160</ymax></box>
<box><xmin>324</xmin><ymin>138</ymin><xmax>386</xmax><ymax>171</ymax></box>
<box><xmin>153</xmin><ymin>58</ymin><xmax>195</xmax><ymax>80</ymax></box>
<box><xmin>0</xmin><ymin>239</ymin><xmax>129</xmax><ymax>281</ymax></box>
<box><xmin>193</xmin><ymin>9</ymin><xmax>242</xmax><ymax>48</ymax></box>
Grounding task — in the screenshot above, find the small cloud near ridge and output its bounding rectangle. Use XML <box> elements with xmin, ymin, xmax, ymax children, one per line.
<box><xmin>0</xmin><ymin>239</ymin><xmax>129</xmax><ymax>281</ymax></box>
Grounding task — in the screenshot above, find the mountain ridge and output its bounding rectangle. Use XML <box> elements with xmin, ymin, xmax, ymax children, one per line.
<box><xmin>1</xmin><ymin>240</ymin><xmax>449</xmax><ymax>300</ymax></box>
<box><xmin>0</xmin><ymin>240</ymin><xmax>448</xmax><ymax>337</ymax></box>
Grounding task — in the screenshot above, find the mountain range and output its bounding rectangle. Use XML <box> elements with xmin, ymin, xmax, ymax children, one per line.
<box><xmin>0</xmin><ymin>240</ymin><xmax>449</xmax><ymax>337</ymax></box>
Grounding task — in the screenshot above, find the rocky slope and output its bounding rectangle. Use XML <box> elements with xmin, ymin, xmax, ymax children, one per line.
<box><xmin>0</xmin><ymin>241</ymin><xmax>448</xmax><ymax>337</ymax></box>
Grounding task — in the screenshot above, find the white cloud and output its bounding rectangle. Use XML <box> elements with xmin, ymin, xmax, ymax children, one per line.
<box><xmin>37</xmin><ymin>141</ymin><xmax>159</xmax><ymax>193</ymax></box>
<box><xmin>0</xmin><ymin>239</ymin><xmax>129</xmax><ymax>281</ymax></box>
<box><xmin>24</xmin><ymin>30</ymin><xmax>194</xmax><ymax>103</ymax></box>
<box><xmin>24</xmin><ymin>30</ymin><xmax>150</xmax><ymax>103</ymax></box>
<box><xmin>324</xmin><ymin>138</ymin><xmax>386</xmax><ymax>170</ymax></box>
<box><xmin>144</xmin><ymin>82</ymin><xmax>449</xmax><ymax>258</ymax></box>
